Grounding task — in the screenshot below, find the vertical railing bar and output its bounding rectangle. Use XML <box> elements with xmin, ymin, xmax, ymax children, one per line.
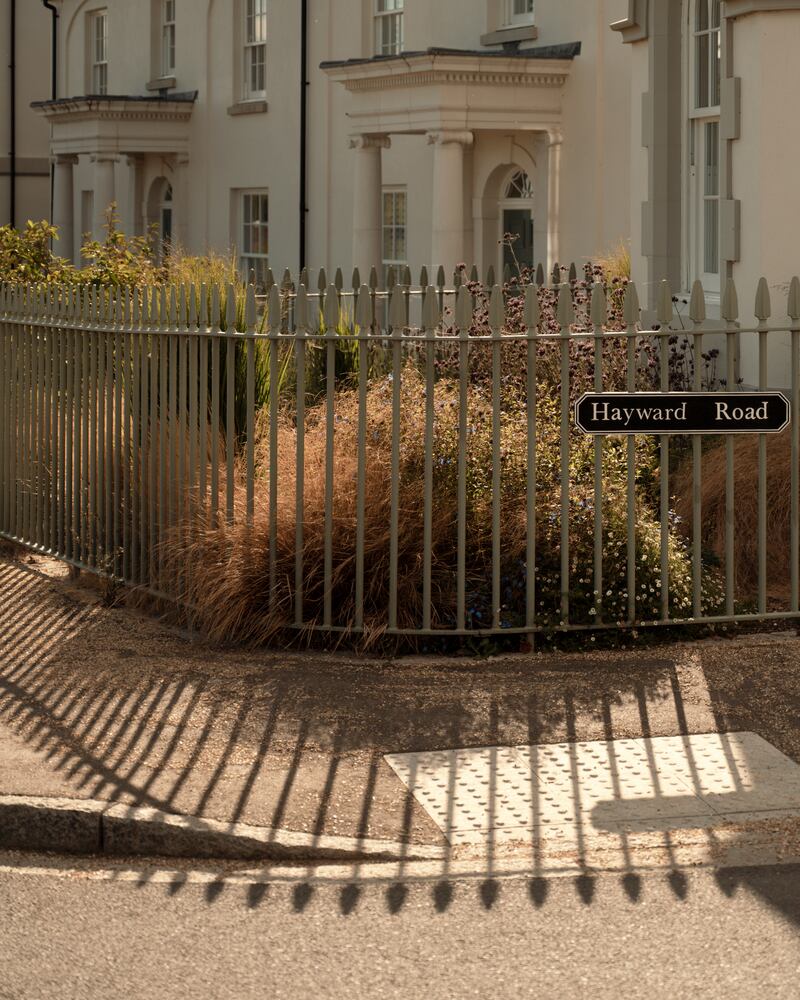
<box><xmin>692</xmin><ymin>320</ymin><xmax>703</xmax><ymax>621</ymax></box>
<box><xmin>188</xmin><ymin>287</ymin><xmax>200</xmax><ymax>608</ymax></box>
<box><xmin>659</xmin><ymin>331</ymin><xmax>671</xmax><ymax>621</ymax></box>
<box><xmin>88</xmin><ymin>291</ymin><xmax>98</xmax><ymax>567</ymax></box>
<box><xmin>354</xmin><ymin>288</ymin><xmax>368</xmax><ymax>632</ymax></box>
<box><xmin>111</xmin><ymin>293</ymin><xmax>121</xmax><ymax>578</ymax></box>
<box><xmin>148</xmin><ymin>291</ymin><xmax>159</xmax><ymax>591</ymax></box>
<box><xmin>758</xmin><ymin>317</ymin><xmax>768</xmax><ymax>615</ymax></box>
<box><xmin>268</xmin><ymin>289</ymin><xmax>279</xmax><ymax>610</ymax></box>
<box><xmin>40</xmin><ymin>295</ymin><xmax>51</xmax><ymax>551</ymax></box>
<box><xmin>294</xmin><ymin>293</ymin><xmax>306</xmax><ymax>627</ymax></box>
<box><xmin>422</xmin><ymin>310</ymin><xmax>435</xmax><ymax>632</ymax></box>
<box><xmin>225</xmin><ymin>285</ymin><xmax>236</xmax><ymax>527</ymax></box>
<box><xmin>491</xmin><ymin>290</ymin><xmax>502</xmax><ymax>631</ymax></box>
<box><xmin>66</xmin><ymin>299</ymin><xmax>75</xmax><ymax>562</ymax></box>
<box><xmin>130</xmin><ymin>290</ymin><xmax>140</xmax><ymax>585</ymax></box>
<box><xmin>245</xmin><ymin>304</ymin><xmax>255</xmax><ymax>530</ymax></box>
<box><xmin>198</xmin><ymin>283</ymin><xmax>208</xmax><ymax>512</ymax></box>
<box><xmin>456</xmin><ymin>308</ymin><xmax>469</xmax><ymax>632</ymax></box>
<box><xmin>559</xmin><ymin>286</ymin><xmax>571</xmax><ymax>626</ymax></box>
<box><xmin>97</xmin><ymin>292</ymin><xmax>108</xmax><ymax>569</ymax></box>
<box><xmin>139</xmin><ymin>294</ymin><xmax>150</xmax><ymax>586</ymax></box>
<box><xmin>388</xmin><ymin>293</ymin><xmax>402</xmax><ymax>632</ymax></box>
<box><xmin>791</xmin><ymin>294</ymin><xmax>800</xmax><ymax>611</ymax></box>
<box><xmin>626</xmin><ymin>316</ymin><xmax>636</xmax><ymax>625</ymax></box>
<box><xmin>323</xmin><ymin>286</ymin><xmax>337</xmax><ymax>628</ymax></box>
<box><xmin>592</xmin><ymin>286</ymin><xmax>604</xmax><ymax>625</ymax></box>
<box><xmin>178</xmin><ymin>289</ymin><xmax>189</xmax><ymax>599</ymax></box>
<box><xmin>80</xmin><ymin>292</ymin><xmax>90</xmax><ymax>565</ymax></box>
<box><xmin>725</xmin><ymin>321</ymin><xmax>737</xmax><ymax>617</ymax></box>
<box><xmin>210</xmin><ymin>287</ymin><xmax>221</xmax><ymax>527</ymax></box>
<box><xmin>165</xmin><ymin>288</ymin><xmax>175</xmax><ymax>596</ymax></box>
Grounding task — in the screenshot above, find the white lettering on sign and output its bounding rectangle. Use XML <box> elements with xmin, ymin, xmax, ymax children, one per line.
<box><xmin>715</xmin><ymin>401</ymin><xmax>769</xmax><ymax>422</ymax></box>
<box><xmin>591</xmin><ymin>400</ymin><xmax>688</xmax><ymax>426</ymax></box>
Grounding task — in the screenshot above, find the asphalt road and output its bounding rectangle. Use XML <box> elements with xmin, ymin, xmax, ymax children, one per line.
<box><xmin>1</xmin><ymin>855</ymin><xmax>799</xmax><ymax>1000</ymax></box>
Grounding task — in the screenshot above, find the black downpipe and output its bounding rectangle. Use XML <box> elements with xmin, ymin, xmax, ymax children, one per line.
<box><xmin>42</xmin><ymin>0</ymin><xmax>59</xmax><ymax>222</ymax></box>
<box><xmin>8</xmin><ymin>0</ymin><xmax>16</xmax><ymax>227</ymax></box>
<box><xmin>299</xmin><ymin>0</ymin><xmax>308</xmax><ymax>270</ymax></box>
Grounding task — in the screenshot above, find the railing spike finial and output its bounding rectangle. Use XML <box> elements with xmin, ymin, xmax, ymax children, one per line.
<box><xmin>754</xmin><ymin>276</ymin><xmax>771</xmax><ymax>322</ymax></box>
<box><xmin>356</xmin><ymin>282</ymin><xmax>373</xmax><ymax>329</ymax></box>
<box><xmin>295</xmin><ymin>283</ymin><xmax>309</xmax><ymax>330</ymax></box>
<box><xmin>489</xmin><ymin>284</ymin><xmax>504</xmax><ymax>329</ymax></box>
<box><xmin>210</xmin><ymin>283</ymin><xmax>221</xmax><ymax>328</ymax></box>
<box><xmin>422</xmin><ymin>284</ymin><xmax>441</xmax><ymax>331</ymax></box>
<box><xmin>268</xmin><ymin>284</ymin><xmax>281</xmax><ymax>332</ymax></box>
<box><xmin>387</xmin><ymin>266</ymin><xmax>396</xmax><ymax>291</ymax></box>
<box><xmin>225</xmin><ymin>282</ymin><xmax>237</xmax><ymax>329</ymax></box>
<box><xmin>590</xmin><ymin>282</ymin><xmax>607</xmax><ymax>327</ymax></box>
<box><xmin>623</xmin><ymin>281</ymin><xmax>640</xmax><ymax>326</ymax></box>
<box><xmin>721</xmin><ymin>277</ymin><xmax>739</xmax><ymax>323</ymax></box>
<box><xmin>657</xmin><ymin>279</ymin><xmax>674</xmax><ymax>325</ymax></box>
<box><xmin>299</xmin><ymin>266</ymin><xmax>308</xmax><ymax>288</ymax></box>
<box><xmin>403</xmin><ymin>264</ymin><xmax>412</xmax><ymax>287</ymax></box>
<box><xmin>189</xmin><ymin>284</ymin><xmax>198</xmax><ymax>327</ymax></box>
<box><xmin>536</xmin><ymin>262</ymin><xmax>544</xmax><ymax>287</ymax></box>
<box><xmin>455</xmin><ymin>283</ymin><xmax>473</xmax><ymax>329</ymax></box>
<box><xmin>568</xmin><ymin>262</ymin><xmax>577</xmax><ymax>283</ymax></box>
<box><xmin>245</xmin><ymin>283</ymin><xmax>257</xmax><ymax>330</ymax></box>
<box><xmin>351</xmin><ymin>266</ymin><xmax>360</xmax><ymax>291</ymax></box>
<box><xmin>282</xmin><ymin>267</ymin><xmax>293</xmax><ymax>290</ymax></box>
<box><xmin>388</xmin><ymin>284</ymin><xmax>405</xmax><ymax>330</ymax></box>
<box><xmin>324</xmin><ymin>281</ymin><xmax>340</xmax><ymax>330</ymax></box>
<box><xmin>334</xmin><ymin>267</ymin><xmax>343</xmax><ymax>292</ymax></box>
<box><xmin>556</xmin><ymin>282</ymin><xmax>575</xmax><ymax>327</ymax></box>
<box><xmin>551</xmin><ymin>262</ymin><xmax>561</xmax><ymax>287</ymax></box>
<box><xmin>436</xmin><ymin>264</ymin><xmax>446</xmax><ymax>289</ymax></box>
<box><xmin>265</xmin><ymin>267</ymin><xmax>275</xmax><ymax>294</ymax></box>
<box><xmin>485</xmin><ymin>264</ymin><xmax>495</xmax><ymax>288</ymax></box>
<box><xmin>688</xmin><ymin>279</ymin><xmax>706</xmax><ymax>323</ymax></box>
<box><xmin>524</xmin><ymin>283</ymin><xmax>540</xmax><ymax>328</ymax></box>
<box><xmin>470</xmin><ymin>264</ymin><xmax>479</xmax><ymax>283</ymax></box>
<box><xmin>419</xmin><ymin>265</ymin><xmax>429</xmax><ymax>289</ymax></box>
<box><xmin>502</xmin><ymin>263</ymin><xmax>512</xmax><ymax>286</ymax></box>
<box><xmin>788</xmin><ymin>276</ymin><xmax>800</xmax><ymax>321</ymax></box>
<box><xmin>369</xmin><ymin>265</ymin><xmax>379</xmax><ymax>291</ymax></box>
<box><xmin>317</xmin><ymin>267</ymin><xmax>327</xmax><ymax>293</ymax></box>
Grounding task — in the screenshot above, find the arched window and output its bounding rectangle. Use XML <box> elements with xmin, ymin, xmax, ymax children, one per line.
<box><xmin>505</xmin><ymin>170</ymin><xmax>534</xmax><ymax>200</ymax></box>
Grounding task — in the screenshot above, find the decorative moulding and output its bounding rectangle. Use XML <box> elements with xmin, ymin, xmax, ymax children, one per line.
<box><xmin>724</xmin><ymin>0</ymin><xmax>800</xmax><ymax>15</ymax></box>
<box><xmin>227</xmin><ymin>100</ymin><xmax>268</xmax><ymax>116</ymax></box>
<box><xmin>610</xmin><ymin>0</ymin><xmax>649</xmax><ymax>43</ymax></box>
<box><xmin>480</xmin><ymin>24</ymin><xmax>539</xmax><ymax>46</ymax></box>
<box><xmin>146</xmin><ymin>77</ymin><xmax>176</xmax><ymax>92</ymax></box>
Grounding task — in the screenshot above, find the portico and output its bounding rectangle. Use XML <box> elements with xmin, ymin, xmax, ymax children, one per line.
<box><xmin>31</xmin><ymin>94</ymin><xmax>196</xmax><ymax>261</ymax></box>
<box><xmin>321</xmin><ymin>45</ymin><xmax>578</xmax><ymax>276</ymax></box>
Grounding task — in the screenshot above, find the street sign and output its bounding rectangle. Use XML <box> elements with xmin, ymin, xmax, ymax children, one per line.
<box><xmin>574</xmin><ymin>391</ymin><xmax>791</xmax><ymax>435</ymax></box>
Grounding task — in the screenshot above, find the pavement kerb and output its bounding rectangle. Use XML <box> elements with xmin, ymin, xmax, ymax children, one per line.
<box><xmin>0</xmin><ymin>794</ymin><xmax>447</xmax><ymax>864</ymax></box>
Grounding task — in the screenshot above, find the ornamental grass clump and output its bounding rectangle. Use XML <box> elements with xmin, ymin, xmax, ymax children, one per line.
<box><xmin>170</xmin><ymin>355</ymin><xmax>719</xmax><ymax>647</ymax></box>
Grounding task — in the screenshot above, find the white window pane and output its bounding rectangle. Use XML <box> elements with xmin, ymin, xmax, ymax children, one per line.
<box><xmin>704</xmin><ymin>199</ymin><xmax>718</xmax><ymax>274</ymax></box>
<box><xmin>710</xmin><ymin>30</ymin><xmax>721</xmax><ymax>106</ymax></box>
<box><xmin>704</xmin><ymin>121</ymin><xmax>719</xmax><ymax>196</ymax></box>
<box><xmin>696</xmin><ymin>33</ymin><xmax>709</xmax><ymax>108</ymax></box>
<box><xmin>697</xmin><ymin>0</ymin><xmax>709</xmax><ymax>31</ymax></box>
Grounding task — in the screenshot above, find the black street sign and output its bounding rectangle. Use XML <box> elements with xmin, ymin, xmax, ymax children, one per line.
<box><xmin>575</xmin><ymin>391</ymin><xmax>791</xmax><ymax>435</ymax></box>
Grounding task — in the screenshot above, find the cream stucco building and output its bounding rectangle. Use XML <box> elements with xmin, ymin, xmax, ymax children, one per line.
<box><xmin>1</xmin><ymin>0</ymin><xmax>52</xmax><ymax>228</ymax></box>
<box><xmin>11</xmin><ymin>0</ymin><xmax>800</xmax><ymax>386</ymax></box>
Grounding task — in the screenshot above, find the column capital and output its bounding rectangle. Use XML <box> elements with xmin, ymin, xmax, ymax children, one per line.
<box><xmin>348</xmin><ymin>134</ymin><xmax>391</xmax><ymax>151</ymax></box>
<box><xmin>90</xmin><ymin>153</ymin><xmax>119</xmax><ymax>164</ymax></box>
<box><xmin>52</xmin><ymin>153</ymin><xmax>79</xmax><ymax>166</ymax></box>
<box><xmin>547</xmin><ymin>128</ymin><xmax>563</xmax><ymax>147</ymax></box>
<box><xmin>426</xmin><ymin>130</ymin><xmax>474</xmax><ymax>147</ymax></box>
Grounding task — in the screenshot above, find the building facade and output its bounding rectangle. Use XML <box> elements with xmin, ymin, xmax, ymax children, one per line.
<box><xmin>22</xmin><ymin>0</ymin><xmax>800</xmax><ymax>387</ymax></box>
<box><xmin>30</xmin><ymin>0</ymin><xmax>631</xmax><ymax>288</ymax></box>
<box><xmin>1</xmin><ymin>0</ymin><xmax>52</xmax><ymax>228</ymax></box>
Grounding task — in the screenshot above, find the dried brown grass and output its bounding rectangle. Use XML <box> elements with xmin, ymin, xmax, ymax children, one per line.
<box><xmin>674</xmin><ymin>428</ymin><xmax>794</xmax><ymax>596</ymax></box>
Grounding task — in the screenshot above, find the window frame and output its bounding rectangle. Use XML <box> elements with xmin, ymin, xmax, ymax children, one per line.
<box><xmin>243</xmin><ymin>0</ymin><xmax>267</xmax><ymax>101</ymax></box>
<box><xmin>239</xmin><ymin>190</ymin><xmax>269</xmax><ymax>290</ymax></box>
<box><xmin>374</xmin><ymin>0</ymin><xmax>404</xmax><ymax>57</ymax></box>
<box><xmin>382</xmin><ymin>187</ymin><xmax>407</xmax><ymax>279</ymax></box>
<box><xmin>161</xmin><ymin>0</ymin><xmax>176</xmax><ymax>78</ymax></box>
<box><xmin>89</xmin><ymin>9</ymin><xmax>109</xmax><ymax>95</ymax></box>
<box><xmin>504</xmin><ymin>0</ymin><xmax>534</xmax><ymax>27</ymax></box>
<box><xmin>686</xmin><ymin>0</ymin><xmax>721</xmax><ymax>295</ymax></box>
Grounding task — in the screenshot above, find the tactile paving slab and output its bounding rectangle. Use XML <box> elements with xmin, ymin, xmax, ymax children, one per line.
<box><xmin>384</xmin><ymin>732</ymin><xmax>800</xmax><ymax>845</ymax></box>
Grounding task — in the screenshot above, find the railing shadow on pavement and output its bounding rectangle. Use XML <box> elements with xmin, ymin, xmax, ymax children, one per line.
<box><xmin>1</xmin><ymin>554</ymin><xmax>798</xmax><ymax>925</ymax></box>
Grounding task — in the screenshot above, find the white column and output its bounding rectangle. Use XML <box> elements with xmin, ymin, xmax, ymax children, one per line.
<box><xmin>349</xmin><ymin>135</ymin><xmax>390</xmax><ymax>276</ymax></box>
<box><xmin>546</xmin><ymin>128</ymin><xmax>562</xmax><ymax>277</ymax></box>
<box><xmin>427</xmin><ymin>130</ymin><xmax>473</xmax><ymax>273</ymax></box>
<box><xmin>52</xmin><ymin>154</ymin><xmax>77</xmax><ymax>262</ymax></box>
<box><xmin>123</xmin><ymin>155</ymin><xmax>142</xmax><ymax>236</ymax></box>
<box><xmin>174</xmin><ymin>155</ymin><xmax>190</xmax><ymax>248</ymax></box>
<box><xmin>91</xmin><ymin>154</ymin><xmax>117</xmax><ymax>241</ymax></box>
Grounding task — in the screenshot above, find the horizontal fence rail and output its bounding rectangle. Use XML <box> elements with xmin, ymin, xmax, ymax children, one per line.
<box><xmin>1</xmin><ymin>268</ymin><xmax>799</xmax><ymax>645</ymax></box>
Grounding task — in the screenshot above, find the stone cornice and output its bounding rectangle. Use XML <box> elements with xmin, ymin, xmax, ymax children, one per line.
<box><xmin>31</xmin><ymin>95</ymin><xmax>197</xmax><ymax>125</ymax></box>
<box><xmin>322</xmin><ymin>51</ymin><xmax>574</xmax><ymax>93</ymax></box>
<box><xmin>724</xmin><ymin>0</ymin><xmax>800</xmax><ymax>15</ymax></box>
<box><xmin>610</xmin><ymin>0</ymin><xmax>649</xmax><ymax>43</ymax></box>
